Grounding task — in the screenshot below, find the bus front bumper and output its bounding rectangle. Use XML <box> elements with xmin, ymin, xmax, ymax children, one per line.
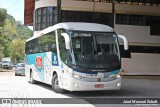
<box><xmin>63</xmin><ymin>77</ymin><xmax>122</xmax><ymax>91</ymax></box>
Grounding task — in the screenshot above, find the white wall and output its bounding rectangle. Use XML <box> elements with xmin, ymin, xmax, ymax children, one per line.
<box><xmin>122</xmin><ymin>53</ymin><xmax>160</xmax><ymax>75</ymax></box>
<box><xmin>116</xmin><ymin>3</ymin><xmax>160</xmax><ymax>16</ymax></box>
<box><xmin>115</xmin><ymin>25</ymin><xmax>160</xmax><ymax>75</ymax></box>
<box><xmin>115</xmin><ymin>25</ymin><xmax>160</xmax><ymax>44</ymax></box>
<box><xmin>61</xmin><ymin>1</ymin><xmax>160</xmax><ymax>16</ymax></box>
<box><xmin>35</xmin><ymin>0</ymin><xmax>57</xmax><ymax>9</ymax></box>
<box><xmin>61</xmin><ymin>0</ymin><xmax>95</xmax><ymax>12</ymax></box>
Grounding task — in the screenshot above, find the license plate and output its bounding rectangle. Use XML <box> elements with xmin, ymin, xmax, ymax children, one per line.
<box><xmin>95</xmin><ymin>84</ymin><xmax>104</xmax><ymax>88</ymax></box>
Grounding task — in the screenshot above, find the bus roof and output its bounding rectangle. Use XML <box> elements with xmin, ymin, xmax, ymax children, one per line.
<box><xmin>26</xmin><ymin>22</ymin><xmax>114</xmax><ymax>42</ymax></box>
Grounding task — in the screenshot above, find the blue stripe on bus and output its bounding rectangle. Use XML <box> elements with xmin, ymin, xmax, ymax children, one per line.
<box><xmin>73</xmin><ymin>69</ymin><xmax>120</xmax><ymax>77</ymax></box>
<box><xmin>52</xmin><ymin>53</ymin><xmax>59</xmax><ymax>66</ymax></box>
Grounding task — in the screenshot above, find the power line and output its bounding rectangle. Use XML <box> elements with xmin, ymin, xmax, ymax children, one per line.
<box><xmin>7</xmin><ymin>0</ymin><xmax>19</xmax><ymax>10</ymax></box>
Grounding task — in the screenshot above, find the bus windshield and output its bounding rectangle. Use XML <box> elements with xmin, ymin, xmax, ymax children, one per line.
<box><xmin>69</xmin><ymin>31</ymin><xmax>120</xmax><ymax>69</ymax></box>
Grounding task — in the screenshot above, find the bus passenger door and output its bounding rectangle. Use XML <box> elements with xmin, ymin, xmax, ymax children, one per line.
<box><xmin>44</xmin><ymin>52</ymin><xmax>52</xmax><ymax>84</ymax></box>
<box><xmin>57</xmin><ymin>30</ymin><xmax>70</xmax><ymax>88</ymax></box>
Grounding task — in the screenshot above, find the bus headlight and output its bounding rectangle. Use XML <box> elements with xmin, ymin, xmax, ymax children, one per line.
<box><xmin>116</xmin><ymin>74</ymin><xmax>121</xmax><ymax>79</ymax></box>
<box><xmin>73</xmin><ymin>74</ymin><xmax>84</xmax><ymax>79</ymax></box>
<box><xmin>120</xmin><ymin>69</ymin><xmax>125</xmax><ymax>75</ymax></box>
<box><xmin>73</xmin><ymin>83</ymin><xmax>79</xmax><ymax>87</ymax></box>
<box><xmin>67</xmin><ymin>69</ymin><xmax>84</xmax><ymax>79</ymax></box>
<box><xmin>117</xmin><ymin>82</ymin><xmax>121</xmax><ymax>87</ymax></box>
<box><xmin>115</xmin><ymin>69</ymin><xmax>125</xmax><ymax>79</ymax></box>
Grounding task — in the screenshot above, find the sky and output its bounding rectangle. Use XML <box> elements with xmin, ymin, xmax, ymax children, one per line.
<box><xmin>0</xmin><ymin>0</ymin><xmax>24</xmax><ymax>23</ymax></box>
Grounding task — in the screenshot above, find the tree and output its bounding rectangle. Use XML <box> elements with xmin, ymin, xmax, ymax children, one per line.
<box><xmin>0</xmin><ymin>8</ymin><xmax>33</xmax><ymax>62</ymax></box>
<box><xmin>16</xmin><ymin>21</ymin><xmax>32</xmax><ymax>40</ymax></box>
<box><xmin>8</xmin><ymin>39</ymin><xmax>26</xmax><ymax>63</ymax></box>
<box><xmin>0</xmin><ymin>8</ymin><xmax>7</xmax><ymax>60</ymax></box>
<box><xmin>0</xmin><ymin>8</ymin><xmax>7</xmax><ymax>27</ymax></box>
<box><xmin>1</xmin><ymin>19</ymin><xmax>17</xmax><ymax>57</ymax></box>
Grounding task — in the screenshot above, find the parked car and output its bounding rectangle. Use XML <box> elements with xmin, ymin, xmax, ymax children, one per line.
<box><xmin>15</xmin><ymin>63</ymin><xmax>25</xmax><ymax>76</ymax></box>
<box><xmin>13</xmin><ymin>64</ymin><xmax>17</xmax><ymax>68</ymax></box>
<box><xmin>1</xmin><ymin>57</ymin><xmax>12</xmax><ymax>69</ymax></box>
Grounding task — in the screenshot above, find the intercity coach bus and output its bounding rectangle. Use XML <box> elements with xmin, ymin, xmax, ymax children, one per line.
<box><xmin>25</xmin><ymin>22</ymin><xmax>128</xmax><ymax>93</ymax></box>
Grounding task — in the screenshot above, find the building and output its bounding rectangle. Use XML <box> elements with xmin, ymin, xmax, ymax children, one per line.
<box><xmin>24</xmin><ymin>0</ymin><xmax>160</xmax><ymax>75</ymax></box>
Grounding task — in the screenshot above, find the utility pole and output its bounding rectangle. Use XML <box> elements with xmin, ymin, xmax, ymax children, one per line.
<box><xmin>112</xmin><ymin>0</ymin><xmax>115</xmax><ymax>29</ymax></box>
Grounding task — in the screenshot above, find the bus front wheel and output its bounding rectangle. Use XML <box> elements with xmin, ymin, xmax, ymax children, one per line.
<box><xmin>52</xmin><ymin>74</ymin><xmax>65</xmax><ymax>93</ymax></box>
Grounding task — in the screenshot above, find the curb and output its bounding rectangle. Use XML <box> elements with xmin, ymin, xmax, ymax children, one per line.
<box><xmin>0</xmin><ymin>69</ymin><xmax>14</xmax><ymax>72</ymax></box>
<box><xmin>123</xmin><ymin>75</ymin><xmax>160</xmax><ymax>80</ymax></box>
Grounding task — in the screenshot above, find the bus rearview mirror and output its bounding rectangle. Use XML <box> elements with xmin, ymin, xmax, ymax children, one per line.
<box><xmin>118</xmin><ymin>35</ymin><xmax>129</xmax><ymax>50</ymax></box>
<box><xmin>61</xmin><ymin>33</ymin><xmax>70</xmax><ymax>49</ymax></box>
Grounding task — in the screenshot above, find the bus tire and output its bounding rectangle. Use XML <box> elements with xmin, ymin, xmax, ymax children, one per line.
<box><xmin>30</xmin><ymin>71</ymin><xmax>36</xmax><ymax>84</ymax></box>
<box><xmin>52</xmin><ymin>74</ymin><xmax>65</xmax><ymax>93</ymax></box>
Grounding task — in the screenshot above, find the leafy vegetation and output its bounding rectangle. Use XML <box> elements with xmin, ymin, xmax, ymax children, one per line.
<box><xmin>0</xmin><ymin>8</ymin><xmax>33</xmax><ymax>63</ymax></box>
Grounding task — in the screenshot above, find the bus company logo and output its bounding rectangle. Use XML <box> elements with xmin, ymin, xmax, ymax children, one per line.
<box><xmin>36</xmin><ymin>56</ymin><xmax>42</xmax><ymax>68</ymax></box>
<box><xmin>104</xmin><ymin>73</ymin><xmax>110</xmax><ymax>77</ymax></box>
<box><xmin>2</xmin><ymin>99</ymin><xmax>11</xmax><ymax>104</ymax></box>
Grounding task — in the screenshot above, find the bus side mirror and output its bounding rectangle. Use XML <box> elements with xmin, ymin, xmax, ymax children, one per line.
<box><xmin>118</xmin><ymin>35</ymin><xmax>128</xmax><ymax>50</ymax></box>
<box><xmin>61</xmin><ymin>33</ymin><xmax>70</xmax><ymax>49</ymax></box>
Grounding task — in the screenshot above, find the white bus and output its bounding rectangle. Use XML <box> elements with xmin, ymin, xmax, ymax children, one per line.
<box><xmin>25</xmin><ymin>22</ymin><xmax>128</xmax><ymax>93</ymax></box>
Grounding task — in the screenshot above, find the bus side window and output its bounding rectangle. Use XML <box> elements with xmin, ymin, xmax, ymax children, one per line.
<box><xmin>52</xmin><ymin>31</ymin><xmax>57</xmax><ymax>54</ymax></box>
<box><xmin>30</xmin><ymin>44</ymin><xmax>34</xmax><ymax>54</ymax></box>
<box><xmin>51</xmin><ymin>44</ymin><xmax>56</xmax><ymax>52</ymax></box>
<box><xmin>58</xmin><ymin>29</ymin><xmax>68</xmax><ymax>64</ymax></box>
<box><xmin>25</xmin><ymin>42</ymin><xmax>30</xmax><ymax>54</ymax></box>
<box><xmin>59</xmin><ymin>36</ymin><xmax>67</xmax><ymax>64</ymax></box>
<box><xmin>44</xmin><ymin>45</ymin><xmax>48</xmax><ymax>52</ymax></box>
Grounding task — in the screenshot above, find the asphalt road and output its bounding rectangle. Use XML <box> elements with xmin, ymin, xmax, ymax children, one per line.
<box><xmin>0</xmin><ymin>70</ymin><xmax>159</xmax><ymax>107</ymax></box>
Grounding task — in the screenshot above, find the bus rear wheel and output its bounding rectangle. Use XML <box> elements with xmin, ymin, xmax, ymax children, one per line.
<box><xmin>30</xmin><ymin>71</ymin><xmax>36</xmax><ymax>84</ymax></box>
<box><xmin>52</xmin><ymin>74</ymin><xmax>65</xmax><ymax>93</ymax></box>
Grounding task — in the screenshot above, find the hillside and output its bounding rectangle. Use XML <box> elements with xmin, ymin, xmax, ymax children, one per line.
<box><xmin>0</xmin><ymin>8</ymin><xmax>32</xmax><ymax>63</ymax></box>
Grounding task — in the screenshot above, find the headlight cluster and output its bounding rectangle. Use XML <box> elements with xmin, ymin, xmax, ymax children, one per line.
<box><xmin>67</xmin><ymin>68</ymin><xmax>85</xmax><ymax>79</ymax></box>
<box><xmin>115</xmin><ymin>69</ymin><xmax>125</xmax><ymax>79</ymax></box>
<box><xmin>73</xmin><ymin>74</ymin><xmax>84</xmax><ymax>79</ymax></box>
<box><xmin>115</xmin><ymin>74</ymin><xmax>121</xmax><ymax>79</ymax></box>
<box><xmin>120</xmin><ymin>69</ymin><xmax>125</xmax><ymax>75</ymax></box>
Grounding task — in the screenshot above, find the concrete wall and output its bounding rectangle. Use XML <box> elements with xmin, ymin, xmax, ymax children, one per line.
<box><xmin>115</xmin><ymin>25</ymin><xmax>160</xmax><ymax>75</ymax></box>
<box><xmin>61</xmin><ymin>0</ymin><xmax>96</xmax><ymax>12</ymax></box>
<box><xmin>115</xmin><ymin>25</ymin><xmax>160</xmax><ymax>45</ymax></box>
<box><xmin>35</xmin><ymin>0</ymin><xmax>160</xmax><ymax>16</ymax></box>
<box><xmin>116</xmin><ymin>3</ymin><xmax>160</xmax><ymax>16</ymax></box>
<box><xmin>122</xmin><ymin>53</ymin><xmax>160</xmax><ymax>75</ymax></box>
<box><xmin>35</xmin><ymin>0</ymin><xmax>57</xmax><ymax>9</ymax></box>
<box><xmin>61</xmin><ymin>0</ymin><xmax>160</xmax><ymax>16</ymax></box>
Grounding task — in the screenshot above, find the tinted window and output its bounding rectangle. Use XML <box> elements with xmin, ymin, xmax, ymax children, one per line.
<box><xmin>58</xmin><ymin>29</ymin><xmax>68</xmax><ymax>64</ymax></box>
<box><xmin>17</xmin><ymin>63</ymin><xmax>25</xmax><ymax>67</ymax></box>
<box><xmin>25</xmin><ymin>31</ymin><xmax>57</xmax><ymax>54</ymax></box>
<box><xmin>35</xmin><ymin>7</ymin><xmax>58</xmax><ymax>31</ymax></box>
